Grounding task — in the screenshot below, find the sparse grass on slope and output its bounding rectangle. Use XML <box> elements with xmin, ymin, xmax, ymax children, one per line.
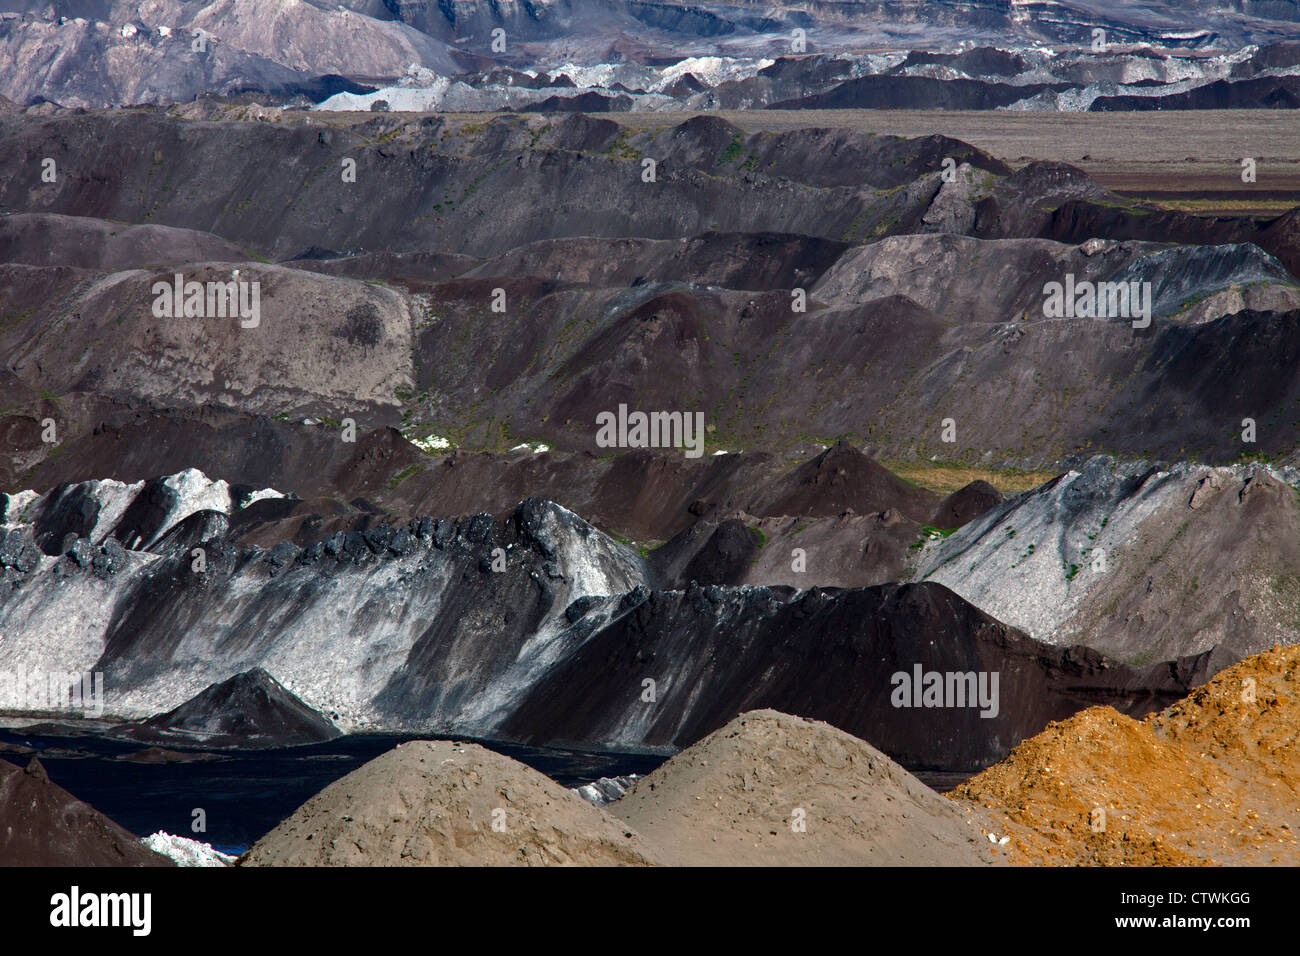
<box><xmin>881</xmin><ymin>460</ymin><xmax>1056</xmax><ymax>495</ymax></box>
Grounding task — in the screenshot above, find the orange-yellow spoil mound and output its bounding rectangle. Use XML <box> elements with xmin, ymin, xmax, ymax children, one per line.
<box><xmin>951</xmin><ymin>644</ymin><xmax>1300</xmax><ymax>866</ymax></box>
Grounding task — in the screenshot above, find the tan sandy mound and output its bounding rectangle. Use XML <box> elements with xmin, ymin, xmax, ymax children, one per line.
<box><xmin>242</xmin><ymin>740</ymin><xmax>662</xmax><ymax>866</ymax></box>
<box><xmin>952</xmin><ymin>645</ymin><xmax>1300</xmax><ymax>866</ymax></box>
<box><xmin>609</xmin><ymin>710</ymin><xmax>1001</xmax><ymax>866</ymax></box>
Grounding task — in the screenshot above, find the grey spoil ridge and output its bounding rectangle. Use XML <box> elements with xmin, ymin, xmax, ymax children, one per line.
<box><xmin>912</xmin><ymin>454</ymin><xmax>1300</xmax><ymax>663</ymax></box>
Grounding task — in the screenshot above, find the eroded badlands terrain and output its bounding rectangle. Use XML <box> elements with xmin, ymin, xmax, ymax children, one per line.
<box><xmin>1</xmin><ymin>64</ymin><xmax>1298</xmax><ymax>866</ymax></box>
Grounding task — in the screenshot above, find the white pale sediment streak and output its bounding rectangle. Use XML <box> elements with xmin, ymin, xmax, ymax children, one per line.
<box><xmin>411</xmin><ymin>435</ymin><xmax>451</xmax><ymax>452</ymax></box>
<box><xmin>142</xmin><ymin>832</ymin><xmax>235</xmax><ymax>867</ymax></box>
<box><xmin>11</xmin><ymin>469</ymin><xmax>284</xmax><ymax>548</ymax></box>
<box><xmin>105</xmin><ymin>552</ymin><xmax>458</xmax><ymax>726</ymax></box>
<box><xmin>459</xmin><ymin>504</ymin><xmax>648</xmax><ymax>730</ymax></box>
<box><xmin>82</xmin><ymin>478</ymin><xmax>146</xmax><ymax>543</ymax></box>
<box><xmin>0</xmin><ymin>552</ymin><xmax>159</xmax><ymax>712</ymax></box>
<box><xmin>240</xmin><ymin>487</ymin><xmax>286</xmax><ymax>508</ymax></box>
<box><xmin>0</xmin><ymin>490</ymin><xmax>39</xmax><ymax>526</ymax></box>
<box><xmin>0</xmin><ymin>480</ymin><xmax>652</xmax><ymax>731</ymax></box>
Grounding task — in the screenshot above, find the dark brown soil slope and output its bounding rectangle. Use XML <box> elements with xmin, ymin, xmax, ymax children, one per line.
<box><xmin>0</xmin><ymin>757</ymin><xmax>173</xmax><ymax>866</ymax></box>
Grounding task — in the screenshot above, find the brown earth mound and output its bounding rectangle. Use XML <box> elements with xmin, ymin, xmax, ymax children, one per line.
<box><xmin>0</xmin><ymin>213</ymin><xmax>245</xmax><ymax>270</ymax></box>
<box><xmin>241</xmin><ymin>740</ymin><xmax>662</xmax><ymax>866</ymax></box>
<box><xmin>755</xmin><ymin>438</ymin><xmax>939</xmax><ymax>523</ymax></box>
<box><xmin>648</xmin><ymin>507</ymin><xmax>922</xmax><ymax>589</ymax></box>
<box><xmin>609</xmin><ymin>710</ymin><xmax>1001</xmax><ymax>866</ymax></box>
<box><xmin>952</xmin><ymin>645</ymin><xmax>1300</xmax><ymax>866</ymax></box>
<box><xmin>0</xmin><ymin>756</ymin><xmax>173</xmax><ymax>866</ymax></box>
<box><xmin>931</xmin><ymin>479</ymin><xmax>1002</xmax><ymax>529</ymax></box>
